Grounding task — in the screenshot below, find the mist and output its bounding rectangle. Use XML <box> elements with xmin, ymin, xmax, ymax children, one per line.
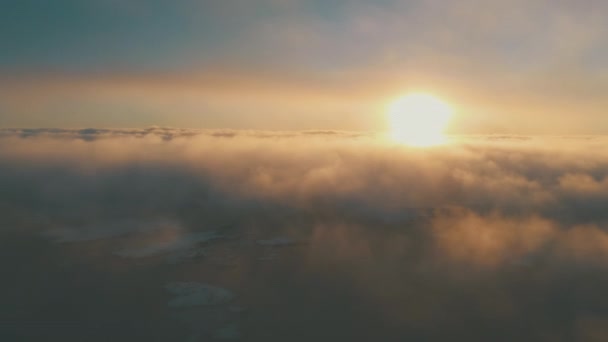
<box><xmin>2</xmin><ymin>129</ymin><xmax>608</xmax><ymax>341</ymax></box>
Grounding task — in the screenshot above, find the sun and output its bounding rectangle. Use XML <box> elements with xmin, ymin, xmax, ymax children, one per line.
<box><xmin>387</xmin><ymin>93</ymin><xmax>453</xmax><ymax>147</ymax></box>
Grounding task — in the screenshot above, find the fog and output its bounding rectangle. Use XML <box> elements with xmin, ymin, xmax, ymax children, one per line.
<box><xmin>2</xmin><ymin>129</ymin><xmax>608</xmax><ymax>341</ymax></box>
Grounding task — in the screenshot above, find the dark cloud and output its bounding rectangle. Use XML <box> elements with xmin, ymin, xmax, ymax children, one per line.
<box><xmin>2</xmin><ymin>130</ymin><xmax>608</xmax><ymax>341</ymax></box>
<box><xmin>0</xmin><ymin>128</ymin><xmax>370</xmax><ymax>142</ymax></box>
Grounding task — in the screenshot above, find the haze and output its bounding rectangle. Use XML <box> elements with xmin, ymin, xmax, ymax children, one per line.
<box><xmin>3</xmin><ymin>1</ymin><xmax>608</xmax><ymax>341</ymax></box>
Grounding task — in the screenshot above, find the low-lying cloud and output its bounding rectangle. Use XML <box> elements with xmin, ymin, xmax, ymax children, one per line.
<box><xmin>2</xmin><ymin>129</ymin><xmax>608</xmax><ymax>341</ymax></box>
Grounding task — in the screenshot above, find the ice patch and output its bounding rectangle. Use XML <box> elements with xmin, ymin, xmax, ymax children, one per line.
<box><xmin>45</xmin><ymin>219</ymin><xmax>177</xmax><ymax>243</ymax></box>
<box><xmin>166</xmin><ymin>282</ymin><xmax>235</xmax><ymax>308</ymax></box>
<box><xmin>115</xmin><ymin>231</ymin><xmax>222</xmax><ymax>258</ymax></box>
<box><xmin>256</xmin><ymin>237</ymin><xmax>299</xmax><ymax>247</ymax></box>
<box><xmin>257</xmin><ymin>253</ymin><xmax>278</xmax><ymax>261</ymax></box>
<box><xmin>165</xmin><ymin>248</ymin><xmax>207</xmax><ymax>264</ymax></box>
<box><xmin>213</xmin><ymin>322</ymin><xmax>240</xmax><ymax>340</ymax></box>
<box><xmin>228</xmin><ymin>306</ymin><xmax>247</xmax><ymax>314</ymax></box>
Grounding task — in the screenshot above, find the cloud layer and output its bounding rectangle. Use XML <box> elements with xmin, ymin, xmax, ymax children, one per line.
<box><xmin>2</xmin><ymin>129</ymin><xmax>608</xmax><ymax>341</ymax></box>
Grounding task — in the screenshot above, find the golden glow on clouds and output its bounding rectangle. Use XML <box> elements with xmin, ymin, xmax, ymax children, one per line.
<box><xmin>387</xmin><ymin>93</ymin><xmax>453</xmax><ymax>147</ymax></box>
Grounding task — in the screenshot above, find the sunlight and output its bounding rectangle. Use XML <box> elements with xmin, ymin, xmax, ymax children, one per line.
<box><xmin>387</xmin><ymin>93</ymin><xmax>453</xmax><ymax>147</ymax></box>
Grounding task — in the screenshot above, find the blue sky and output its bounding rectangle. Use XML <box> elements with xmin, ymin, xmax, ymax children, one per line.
<box><xmin>2</xmin><ymin>0</ymin><xmax>608</xmax><ymax>133</ymax></box>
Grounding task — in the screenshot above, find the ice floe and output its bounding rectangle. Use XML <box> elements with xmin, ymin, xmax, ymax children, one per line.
<box><xmin>166</xmin><ymin>282</ymin><xmax>235</xmax><ymax>308</ymax></box>
<box><xmin>165</xmin><ymin>247</ymin><xmax>208</xmax><ymax>264</ymax></box>
<box><xmin>45</xmin><ymin>219</ymin><xmax>177</xmax><ymax>243</ymax></box>
<box><xmin>256</xmin><ymin>237</ymin><xmax>299</xmax><ymax>247</ymax></box>
<box><xmin>114</xmin><ymin>231</ymin><xmax>222</xmax><ymax>258</ymax></box>
<box><xmin>213</xmin><ymin>322</ymin><xmax>240</xmax><ymax>340</ymax></box>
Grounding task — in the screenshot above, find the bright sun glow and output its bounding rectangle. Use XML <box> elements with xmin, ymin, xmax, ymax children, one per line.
<box><xmin>387</xmin><ymin>93</ymin><xmax>453</xmax><ymax>147</ymax></box>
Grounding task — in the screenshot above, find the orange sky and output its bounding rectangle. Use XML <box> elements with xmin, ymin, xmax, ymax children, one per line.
<box><xmin>2</xmin><ymin>0</ymin><xmax>608</xmax><ymax>133</ymax></box>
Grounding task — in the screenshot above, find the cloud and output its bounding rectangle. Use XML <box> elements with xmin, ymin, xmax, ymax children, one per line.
<box><xmin>3</xmin><ymin>130</ymin><xmax>608</xmax><ymax>340</ymax></box>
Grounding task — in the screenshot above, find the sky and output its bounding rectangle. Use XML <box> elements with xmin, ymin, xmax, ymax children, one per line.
<box><xmin>5</xmin><ymin>3</ymin><xmax>608</xmax><ymax>340</ymax></box>
<box><xmin>2</xmin><ymin>0</ymin><xmax>608</xmax><ymax>133</ymax></box>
